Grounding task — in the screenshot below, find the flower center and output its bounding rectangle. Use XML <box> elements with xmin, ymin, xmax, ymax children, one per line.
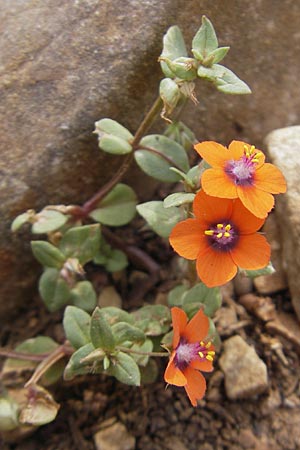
<box><xmin>174</xmin><ymin>339</ymin><xmax>215</xmax><ymax>370</ymax></box>
<box><xmin>225</xmin><ymin>144</ymin><xmax>262</xmax><ymax>186</ymax></box>
<box><xmin>204</xmin><ymin>222</ymin><xmax>238</xmax><ymax>251</ymax></box>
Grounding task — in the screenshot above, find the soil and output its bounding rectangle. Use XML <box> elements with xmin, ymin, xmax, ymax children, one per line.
<box><xmin>1</xmin><ymin>216</ymin><xmax>300</xmax><ymax>450</ymax></box>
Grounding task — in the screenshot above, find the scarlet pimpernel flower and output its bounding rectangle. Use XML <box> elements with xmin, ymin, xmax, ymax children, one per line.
<box><xmin>194</xmin><ymin>140</ymin><xmax>286</xmax><ymax>218</ymax></box>
<box><xmin>169</xmin><ymin>190</ymin><xmax>270</xmax><ymax>287</ymax></box>
<box><xmin>164</xmin><ymin>307</ymin><xmax>215</xmax><ymax>407</ymax></box>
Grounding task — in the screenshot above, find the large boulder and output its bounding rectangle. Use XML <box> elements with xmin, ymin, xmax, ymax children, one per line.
<box><xmin>1</xmin><ymin>0</ymin><xmax>300</xmax><ymax>316</ymax></box>
<box><xmin>266</xmin><ymin>126</ymin><xmax>300</xmax><ymax>321</ymax></box>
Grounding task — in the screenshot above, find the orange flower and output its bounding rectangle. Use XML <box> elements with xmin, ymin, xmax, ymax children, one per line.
<box><xmin>194</xmin><ymin>140</ymin><xmax>286</xmax><ymax>218</ymax></box>
<box><xmin>164</xmin><ymin>307</ymin><xmax>214</xmax><ymax>407</ymax></box>
<box><xmin>169</xmin><ymin>190</ymin><xmax>270</xmax><ymax>287</ymax></box>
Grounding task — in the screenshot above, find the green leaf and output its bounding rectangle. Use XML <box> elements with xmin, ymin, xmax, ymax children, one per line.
<box><xmin>198</xmin><ymin>64</ymin><xmax>251</xmax><ymax>95</ymax></box>
<box><xmin>241</xmin><ymin>262</ymin><xmax>275</xmax><ymax>278</ymax></box>
<box><xmin>167</xmin><ymin>284</ymin><xmax>189</xmax><ymax>306</ymax></box>
<box><xmin>111</xmin><ymin>322</ymin><xmax>145</xmax><ymax>345</ymax></box>
<box><xmin>185</xmin><ymin>165</ymin><xmax>202</xmax><ymax>189</ymax></box>
<box><xmin>100</xmin><ymin>307</ymin><xmax>134</xmax><ymax>325</ymax></box>
<box><xmin>90</xmin><ymin>307</ymin><xmax>116</xmax><ymax>351</ymax></box>
<box><xmin>0</xmin><ymin>396</ymin><xmax>19</xmax><ymax>431</ymax></box>
<box><xmin>129</xmin><ymin>339</ymin><xmax>153</xmax><ymax>366</ymax></box>
<box><xmin>136</xmin><ymin>201</ymin><xmax>182</xmax><ymax>238</ymax></box>
<box><xmin>160</xmin><ymin>25</ymin><xmax>188</xmax><ymax>78</ymax></box>
<box><xmin>163</xmin><ymin>192</ymin><xmax>195</xmax><ymax>208</ymax></box>
<box><xmin>135</xmin><ymin>134</ymin><xmax>190</xmax><ymax>183</ymax></box>
<box><xmin>32</xmin><ymin>210</ymin><xmax>68</xmax><ymax>234</ymax></box>
<box><xmin>132</xmin><ymin>305</ymin><xmax>171</xmax><ymax>336</ymax></box>
<box><xmin>107</xmin><ymin>351</ymin><xmax>141</xmax><ymax>386</ymax></box>
<box><xmin>208</xmin><ymin>46</ymin><xmax>230</xmax><ymax>64</ymax></box>
<box><xmin>63</xmin><ymin>306</ymin><xmax>91</xmax><ymax>349</ymax></box>
<box><xmin>98</xmin><ymin>134</ymin><xmax>133</xmax><ymax>155</ymax></box>
<box><xmin>11</xmin><ymin>211</ymin><xmax>33</xmax><ymax>232</ymax></box>
<box><xmin>89</xmin><ymin>183</ymin><xmax>137</xmax><ymax>226</ymax></box>
<box><xmin>192</xmin><ymin>16</ymin><xmax>218</xmax><ymax>61</ymax></box>
<box><xmin>105</xmin><ymin>249</ymin><xmax>128</xmax><ymax>272</ymax></box>
<box><xmin>94</xmin><ymin>118</ymin><xmax>133</xmax><ymax>141</ymax></box>
<box><xmin>69</xmin><ymin>281</ymin><xmax>97</xmax><ymax>312</ymax></box>
<box><xmin>59</xmin><ymin>224</ymin><xmax>101</xmax><ymax>265</ymax></box>
<box><xmin>2</xmin><ymin>336</ymin><xmax>64</xmax><ymax>386</ymax></box>
<box><xmin>39</xmin><ymin>268</ymin><xmax>71</xmax><ymax>311</ymax></box>
<box><xmin>31</xmin><ymin>241</ymin><xmax>66</xmax><ymax>268</ymax></box>
<box><xmin>183</xmin><ymin>283</ymin><xmax>222</xmax><ymax>317</ymax></box>
<box><xmin>159</xmin><ymin>78</ymin><xmax>181</xmax><ymax>117</ymax></box>
<box><xmin>160</xmin><ymin>57</ymin><xmax>197</xmax><ymax>81</ymax></box>
<box><xmin>63</xmin><ymin>343</ymin><xmax>95</xmax><ymax>380</ymax></box>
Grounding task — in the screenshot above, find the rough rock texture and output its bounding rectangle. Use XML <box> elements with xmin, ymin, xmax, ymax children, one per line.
<box><xmin>1</xmin><ymin>0</ymin><xmax>300</xmax><ymax>315</ymax></box>
<box><xmin>265</xmin><ymin>126</ymin><xmax>300</xmax><ymax>320</ymax></box>
<box><xmin>219</xmin><ymin>335</ymin><xmax>268</xmax><ymax>400</ymax></box>
<box><xmin>93</xmin><ymin>420</ymin><xmax>135</xmax><ymax>450</ymax></box>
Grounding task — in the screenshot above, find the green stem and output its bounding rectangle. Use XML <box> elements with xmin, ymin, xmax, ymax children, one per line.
<box><xmin>117</xmin><ymin>345</ymin><xmax>169</xmax><ymax>358</ymax></box>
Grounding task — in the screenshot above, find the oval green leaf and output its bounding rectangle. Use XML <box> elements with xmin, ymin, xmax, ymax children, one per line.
<box><xmin>136</xmin><ymin>201</ymin><xmax>182</xmax><ymax>238</ymax></box>
<box><xmin>89</xmin><ymin>183</ymin><xmax>137</xmax><ymax>226</ymax></box>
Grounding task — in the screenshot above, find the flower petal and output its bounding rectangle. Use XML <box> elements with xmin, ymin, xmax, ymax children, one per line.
<box><xmin>230</xmin><ymin>199</ymin><xmax>265</xmax><ymax>233</ymax></box>
<box><xmin>255</xmin><ymin>163</ymin><xmax>287</xmax><ymax>194</ymax></box>
<box><xmin>196</xmin><ymin>246</ymin><xmax>237</xmax><ymax>287</ymax></box>
<box><xmin>183</xmin><ymin>366</ymin><xmax>206</xmax><ymax>406</ymax></box>
<box><xmin>228</xmin><ymin>141</ymin><xmax>265</xmax><ymax>168</ymax></box>
<box><xmin>193</xmin><ymin>190</ymin><xmax>234</xmax><ymax>224</ymax></box>
<box><xmin>194</xmin><ymin>141</ymin><xmax>229</xmax><ymax>168</ymax></box>
<box><xmin>190</xmin><ymin>357</ymin><xmax>214</xmax><ymax>372</ymax></box>
<box><xmin>237</xmin><ymin>186</ymin><xmax>274</xmax><ymax>218</ymax></box>
<box><xmin>171</xmin><ymin>307</ymin><xmax>188</xmax><ymax>348</ymax></box>
<box><xmin>201</xmin><ymin>168</ymin><xmax>238</xmax><ymax>199</ymax></box>
<box><xmin>230</xmin><ymin>234</ymin><xmax>271</xmax><ymax>270</ymax></box>
<box><xmin>164</xmin><ymin>353</ymin><xmax>187</xmax><ymax>386</ymax></box>
<box><xmin>169</xmin><ymin>219</ymin><xmax>205</xmax><ymax>260</ymax></box>
<box><xmin>183</xmin><ymin>308</ymin><xmax>209</xmax><ymax>343</ymax></box>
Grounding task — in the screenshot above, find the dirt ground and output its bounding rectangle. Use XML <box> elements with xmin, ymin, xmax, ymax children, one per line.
<box><xmin>1</xmin><ymin>218</ymin><xmax>300</xmax><ymax>450</ymax></box>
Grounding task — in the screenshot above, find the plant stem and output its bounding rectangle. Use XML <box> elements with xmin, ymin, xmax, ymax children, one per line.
<box><xmin>117</xmin><ymin>345</ymin><xmax>169</xmax><ymax>358</ymax></box>
<box><xmin>24</xmin><ymin>342</ymin><xmax>73</xmax><ymax>387</ymax></box>
<box><xmin>0</xmin><ymin>348</ymin><xmax>49</xmax><ymax>362</ymax></box>
<box><xmin>70</xmin><ymin>96</ymin><xmax>163</xmax><ymax>218</ymax></box>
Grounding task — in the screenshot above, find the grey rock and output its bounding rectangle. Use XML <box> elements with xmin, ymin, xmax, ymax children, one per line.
<box><xmin>1</xmin><ymin>1</ymin><xmax>300</xmax><ymax>315</ymax></box>
<box><xmin>219</xmin><ymin>335</ymin><xmax>268</xmax><ymax>400</ymax></box>
<box><xmin>265</xmin><ymin>126</ymin><xmax>300</xmax><ymax>320</ymax></box>
<box><xmin>93</xmin><ymin>421</ymin><xmax>135</xmax><ymax>450</ymax></box>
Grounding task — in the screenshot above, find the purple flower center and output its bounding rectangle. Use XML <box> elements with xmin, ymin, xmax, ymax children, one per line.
<box><xmin>204</xmin><ymin>222</ymin><xmax>239</xmax><ymax>252</ymax></box>
<box><xmin>174</xmin><ymin>339</ymin><xmax>213</xmax><ymax>371</ymax></box>
<box><xmin>225</xmin><ymin>155</ymin><xmax>256</xmax><ymax>186</ymax></box>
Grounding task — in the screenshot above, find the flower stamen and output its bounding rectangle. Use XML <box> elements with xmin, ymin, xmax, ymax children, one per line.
<box><xmin>198</xmin><ymin>341</ymin><xmax>215</xmax><ymax>362</ymax></box>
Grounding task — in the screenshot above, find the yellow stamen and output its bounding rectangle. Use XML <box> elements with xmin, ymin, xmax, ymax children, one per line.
<box><xmin>225</xmin><ymin>224</ymin><xmax>231</xmax><ymax>231</ymax></box>
<box><xmin>217</xmin><ymin>223</ymin><xmax>223</xmax><ymax>229</ymax></box>
<box><xmin>224</xmin><ymin>232</ymin><xmax>230</xmax><ymax>237</ymax></box>
<box><xmin>208</xmin><ymin>351</ymin><xmax>215</xmax><ymax>357</ymax></box>
<box><xmin>198</xmin><ymin>351</ymin><xmax>204</xmax><ymax>358</ymax></box>
<box><xmin>216</xmin><ymin>232</ymin><xmax>223</xmax><ymax>239</ymax></box>
<box><xmin>206</xmin><ymin>354</ymin><xmax>214</xmax><ymax>362</ymax></box>
<box><xmin>205</xmin><ymin>341</ymin><xmax>211</xmax><ymax>349</ymax></box>
<box><xmin>204</xmin><ymin>230</ymin><xmax>214</xmax><ymax>236</ymax></box>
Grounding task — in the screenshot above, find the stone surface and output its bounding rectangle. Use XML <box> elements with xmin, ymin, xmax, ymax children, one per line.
<box><xmin>98</xmin><ymin>285</ymin><xmax>122</xmax><ymax>308</ymax></box>
<box><xmin>93</xmin><ymin>421</ymin><xmax>135</xmax><ymax>450</ymax></box>
<box><xmin>253</xmin><ymin>214</ymin><xmax>288</xmax><ymax>294</ymax></box>
<box><xmin>1</xmin><ymin>1</ymin><xmax>300</xmax><ymax>316</ymax></box>
<box><xmin>265</xmin><ymin>126</ymin><xmax>300</xmax><ymax>320</ymax></box>
<box><xmin>219</xmin><ymin>335</ymin><xmax>269</xmax><ymax>400</ymax></box>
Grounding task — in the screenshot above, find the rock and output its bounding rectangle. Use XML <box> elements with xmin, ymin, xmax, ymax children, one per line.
<box><xmin>216</xmin><ymin>307</ymin><xmax>238</xmax><ymax>335</ymax></box>
<box><xmin>93</xmin><ymin>421</ymin><xmax>135</xmax><ymax>450</ymax></box>
<box><xmin>2</xmin><ymin>2</ymin><xmax>300</xmax><ymax>316</ymax></box>
<box><xmin>259</xmin><ymin>389</ymin><xmax>281</xmax><ymax>416</ymax></box>
<box><xmin>233</xmin><ymin>273</ymin><xmax>253</xmax><ymax>296</ymax></box>
<box><xmin>98</xmin><ymin>285</ymin><xmax>122</xmax><ymax>308</ymax></box>
<box><xmin>237</xmin><ymin>428</ymin><xmax>258</xmax><ymax>449</ymax></box>
<box><xmin>266</xmin><ymin>126</ymin><xmax>300</xmax><ymax>320</ymax></box>
<box><xmin>253</xmin><ymin>214</ymin><xmax>287</xmax><ymax>294</ymax></box>
<box><xmin>219</xmin><ymin>335</ymin><xmax>268</xmax><ymax>400</ymax></box>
